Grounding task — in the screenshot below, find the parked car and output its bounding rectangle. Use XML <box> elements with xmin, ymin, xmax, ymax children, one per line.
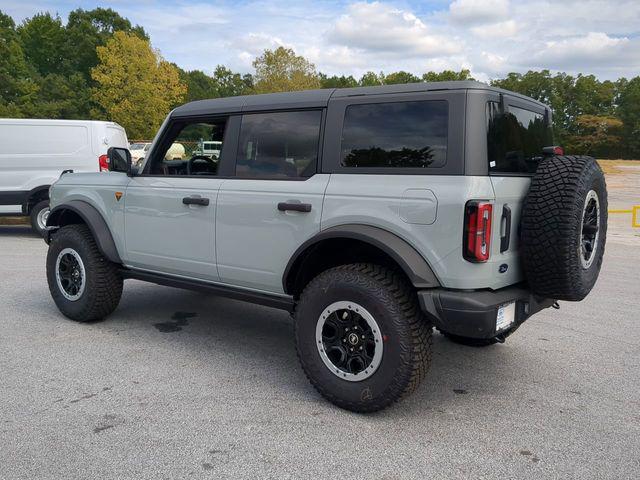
<box><xmin>44</xmin><ymin>82</ymin><xmax>607</xmax><ymax>412</ymax></box>
<box><xmin>0</xmin><ymin>118</ymin><xmax>128</xmax><ymax>235</ymax></box>
<box><xmin>129</xmin><ymin>143</ymin><xmax>151</xmax><ymax>164</ymax></box>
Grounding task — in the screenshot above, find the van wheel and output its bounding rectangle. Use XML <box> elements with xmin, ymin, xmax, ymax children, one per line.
<box><xmin>46</xmin><ymin>224</ymin><xmax>123</xmax><ymax>322</ymax></box>
<box><xmin>30</xmin><ymin>200</ymin><xmax>50</xmax><ymax>237</ymax></box>
<box><xmin>294</xmin><ymin>264</ymin><xmax>432</xmax><ymax>412</ymax></box>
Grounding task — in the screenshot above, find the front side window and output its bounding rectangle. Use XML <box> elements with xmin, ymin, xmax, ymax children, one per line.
<box><xmin>148</xmin><ymin>118</ymin><xmax>227</xmax><ymax>176</ymax></box>
<box><xmin>236</xmin><ymin>110</ymin><xmax>322</xmax><ymax>179</ymax></box>
<box><xmin>487</xmin><ymin>102</ymin><xmax>553</xmax><ymax>174</ymax></box>
<box><xmin>340</xmin><ymin>100</ymin><xmax>448</xmax><ymax>169</ymax></box>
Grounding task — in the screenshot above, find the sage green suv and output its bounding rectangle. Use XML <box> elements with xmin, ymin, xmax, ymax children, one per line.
<box><xmin>44</xmin><ymin>81</ymin><xmax>607</xmax><ymax>412</ymax></box>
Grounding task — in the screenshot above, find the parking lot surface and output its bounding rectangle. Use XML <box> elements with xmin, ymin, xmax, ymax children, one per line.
<box><xmin>1</xmin><ymin>170</ymin><xmax>639</xmax><ymax>479</ymax></box>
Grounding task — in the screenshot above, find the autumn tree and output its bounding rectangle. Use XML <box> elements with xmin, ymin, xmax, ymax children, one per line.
<box><xmin>566</xmin><ymin>115</ymin><xmax>623</xmax><ymax>157</ymax></box>
<box><xmin>253</xmin><ymin>47</ymin><xmax>320</xmax><ymax>93</ymax></box>
<box><xmin>91</xmin><ymin>31</ymin><xmax>186</xmax><ymax>139</ymax></box>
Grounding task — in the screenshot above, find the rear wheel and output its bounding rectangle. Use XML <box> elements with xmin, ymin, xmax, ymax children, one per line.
<box><xmin>29</xmin><ymin>200</ymin><xmax>50</xmax><ymax>237</ymax></box>
<box><xmin>294</xmin><ymin>264</ymin><xmax>432</xmax><ymax>412</ymax></box>
<box><xmin>46</xmin><ymin>224</ymin><xmax>123</xmax><ymax>322</ymax></box>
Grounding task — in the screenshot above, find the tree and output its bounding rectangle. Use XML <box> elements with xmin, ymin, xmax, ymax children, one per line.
<box><xmin>319</xmin><ymin>74</ymin><xmax>358</xmax><ymax>89</ymax></box>
<box><xmin>91</xmin><ymin>31</ymin><xmax>186</xmax><ymax>139</ymax></box>
<box><xmin>65</xmin><ymin>8</ymin><xmax>148</xmax><ymax>80</ymax></box>
<box><xmin>17</xmin><ymin>12</ymin><xmax>66</xmax><ymax>76</ymax></box>
<box><xmin>359</xmin><ymin>71</ymin><xmax>383</xmax><ymax>86</ymax></box>
<box><xmin>617</xmin><ymin>77</ymin><xmax>640</xmax><ymax>158</ymax></box>
<box><xmin>566</xmin><ymin>115</ymin><xmax>623</xmax><ymax>157</ymax></box>
<box><xmin>180</xmin><ymin>69</ymin><xmax>218</xmax><ymax>102</ymax></box>
<box><xmin>253</xmin><ymin>47</ymin><xmax>320</xmax><ymax>93</ymax></box>
<box><xmin>422</xmin><ymin>69</ymin><xmax>473</xmax><ymax>82</ymax></box>
<box><xmin>0</xmin><ymin>11</ymin><xmax>39</xmax><ymax>116</ymax></box>
<box><xmin>211</xmin><ymin>65</ymin><xmax>253</xmax><ymax>97</ymax></box>
<box><xmin>383</xmin><ymin>71</ymin><xmax>421</xmax><ymax>84</ymax></box>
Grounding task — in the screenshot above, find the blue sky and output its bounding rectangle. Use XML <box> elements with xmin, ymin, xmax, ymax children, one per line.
<box><xmin>2</xmin><ymin>0</ymin><xmax>639</xmax><ymax>80</ymax></box>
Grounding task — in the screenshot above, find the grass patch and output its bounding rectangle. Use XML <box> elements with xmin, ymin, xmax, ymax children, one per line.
<box><xmin>598</xmin><ymin>159</ymin><xmax>639</xmax><ymax>175</ymax></box>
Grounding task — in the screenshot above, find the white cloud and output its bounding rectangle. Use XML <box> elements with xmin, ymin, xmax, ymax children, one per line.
<box><xmin>329</xmin><ymin>2</ymin><xmax>462</xmax><ymax>57</ymax></box>
<box><xmin>527</xmin><ymin>32</ymin><xmax>640</xmax><ymax>71</ymax></box>
<box><xmin>449</xmin><ymin>0</ymin><xmax>510</xmax><ymax>25</ymax></box>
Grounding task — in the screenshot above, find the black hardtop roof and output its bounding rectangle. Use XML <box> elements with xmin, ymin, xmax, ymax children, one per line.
<box><xmin>171</xmin><ymin>80</ymin><xmax>548</xmax><ymax>117</ymax></box>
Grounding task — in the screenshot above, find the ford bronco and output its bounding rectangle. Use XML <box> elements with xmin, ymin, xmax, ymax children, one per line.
<box><xmin>44</xmin><ymin>81</ymin><xmax>607</xmax><ymax>412</ymax></box>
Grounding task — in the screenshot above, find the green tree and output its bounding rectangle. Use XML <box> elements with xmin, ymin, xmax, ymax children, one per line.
<box><xmin>253</xmin><ymin>47</ymin><xmax>320</xmax><ymax>93</ymax></box>
<box><xmin>0</xmin><ymin>11</ymin><xmax>39</xmax><ymax>116</ymax></box>
<box><xmin>383</xmin><ymin>71</ymin><xmax>421</xmax><ymax>84</ymax></box>
<box><xmin>65</xmin><ymin>8</ymin><xmax>148</xmax><ymax>80</ymax></box>
<box><xmin>319</xmin><ymin>74</ymin><xmax>358</xmax><ymax>89</ymax></box>
<box><xmin>211</xmin><ymin>65</ymin><xmax>253</xmax><ymax>97</ymax></box>
<box><xmin>91</xmin><ymin>31</ymin><xmax>186</xmax><ymax>139</ymax></box>
<box><xmin>17</xmin><ymin>12</ymin><xmax>66</xmax><ymax>76</ymax></box>
<box><xmin>422</xmin><ymin>69</ymin><xmax>473</xmax><ymax>82</ymax></box>
<box><xmin>617</xmin><ymin>77</ymin><xmax>640</xmax><ymax>158</ymax></box>
<box><xmin>359</xmin><ymin>71</ymin><xmax>384</xmax><ymax>86</ymax></box>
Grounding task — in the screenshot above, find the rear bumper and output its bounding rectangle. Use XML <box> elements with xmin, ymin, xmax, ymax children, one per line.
<box><xmin>417</xmin><ymin>286</ymin><xmax>554</xmax><ymax>339</ymax></box>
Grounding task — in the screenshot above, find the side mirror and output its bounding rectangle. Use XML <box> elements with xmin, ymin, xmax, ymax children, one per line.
<box><xmin>107</xmin><ymin>147</ymin><xmax>132</xmax><ymax>174</ymax></box>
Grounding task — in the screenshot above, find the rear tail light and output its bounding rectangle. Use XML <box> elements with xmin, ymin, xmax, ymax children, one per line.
<box><xmin>464</xmin><ymin>201</ymin><xmax>493</xmax><ymax>262</ymax></box>
<box><xmin>98</xmin><ymin>154</ymin><xmax>109</xmax><ymax>172</ymax></box>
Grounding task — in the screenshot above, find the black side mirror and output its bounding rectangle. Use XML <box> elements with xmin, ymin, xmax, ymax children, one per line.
<box><xmin>107</xmin><ymin>147</ymin><xmax>132</xmax><ymax>174</ymax></box>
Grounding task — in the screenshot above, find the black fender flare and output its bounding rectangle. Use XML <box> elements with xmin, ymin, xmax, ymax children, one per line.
<box><xmin>21</xmin><ymin>185</ymin><xmax>50</xmax><ymax>214</ymax></box>
<box><xmin>283</xmin><ymin>224</ymin><xmax>440</xmax><ymax>293</ymax></box>
<box><xmin>45</xmin><ymin>200</ymin><xmax>122</xmax><ymax>264</ymax></box>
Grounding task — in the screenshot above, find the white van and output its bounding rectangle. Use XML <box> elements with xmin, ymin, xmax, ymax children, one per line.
<box><xmin>0</xmin><ymin>119</ymin><xmax>129</xmax><ymax>235</ymax></box>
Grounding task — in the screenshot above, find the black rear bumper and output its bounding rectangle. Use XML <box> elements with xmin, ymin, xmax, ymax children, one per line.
<box><xmin>418</xmin><ymin>286</ymin><xmax>554</xmax><ymax>339</ymax></box>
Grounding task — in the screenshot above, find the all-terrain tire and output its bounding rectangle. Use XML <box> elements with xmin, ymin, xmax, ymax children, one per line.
<box><xmin>46</xmin><ymin>224</ymin><xmax>123</xmax><ymax>322</ymax></box>
<box><xmin>29</xmin><ymin>200</ymin><xmax>50</xmax><ymax>237</ymax></box>
<box><xmin>521</xmin><ymin>155</ymin><xmax>607</xmax><ymax>301</ymax></box>
<box><xmin>294</xmin><ymin>264</ymin><xmax>432</xmax><ymax>413</ymax></box>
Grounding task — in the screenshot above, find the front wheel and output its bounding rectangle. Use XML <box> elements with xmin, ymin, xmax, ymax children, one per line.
<box><xmin>30</xmin><ymin>200</ymin><xmax>50</xmax><ymax>237</ymax></box>
<box><xmin>294</xmin><ymin>264</ymin><xmax>432</xmax><ymax>412</ymax></box>
<box><xmin>46</xmin><ymin>224</ymin><xmax>123</xmax><ymax>322</ymax></box>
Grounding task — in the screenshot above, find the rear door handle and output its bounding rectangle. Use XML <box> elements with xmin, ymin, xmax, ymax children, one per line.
<box><xmin>500</xmin><ymin>204</ymin><xmax>512</xmax><ymax>252</ymax></box>
<box><xmin>182</xmin><ymin>196</ymin><xmax>209</xmax><ymax>206</ymax></box>
<box><xmin>277</xmin><ymin>202</ymin><xmax>312</xmax><ymax>213</ymax></box>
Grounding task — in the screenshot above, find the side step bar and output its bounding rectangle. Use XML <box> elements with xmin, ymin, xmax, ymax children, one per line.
<box><xmin>121</xmin><ymin>269</ymin><xmax>295</xmax><ymax>312</ymax></box>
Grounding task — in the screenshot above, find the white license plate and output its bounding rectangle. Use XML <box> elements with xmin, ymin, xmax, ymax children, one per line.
<box><xmin>496</xmin><ymin>302</ymin><xmax>516</xmax><ymax>331</ymax></box>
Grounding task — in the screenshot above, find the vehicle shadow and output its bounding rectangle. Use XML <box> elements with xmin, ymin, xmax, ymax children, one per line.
<box><xmin>105</xmin><ymin>284</ymin><xmax>543</xmax><ymax>417</ymax></box>
<box><xmin>0</xmin><ymin>225</ymin><xmax>39</xmax><ymax>237</ymax></box>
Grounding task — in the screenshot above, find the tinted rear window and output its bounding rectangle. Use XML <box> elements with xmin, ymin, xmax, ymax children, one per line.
<box><xmin>340</xmin><ymin>100</ymin><xmax>448</xmax><ymax>169</ymax></box>
<box><xmin>487</xmin><ymin>102</ymin><xmax>553</xmax><ymax>174</ymax></box>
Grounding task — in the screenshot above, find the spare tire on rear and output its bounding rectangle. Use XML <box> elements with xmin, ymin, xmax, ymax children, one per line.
<box><xmin>521</xmin><ymin>155</ymin><xmax>607</xmax><ymax>301</ymax></box>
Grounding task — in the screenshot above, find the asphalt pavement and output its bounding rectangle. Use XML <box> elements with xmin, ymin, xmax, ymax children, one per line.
<box><xmin>1</xmin><ymin>175</ymin><xmax>639</xmax><ymax>479</ymax></box>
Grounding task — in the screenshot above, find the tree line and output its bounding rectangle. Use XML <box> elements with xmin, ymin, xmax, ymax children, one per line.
<box><xmin>1</xmin><ymin>8</ymin><xmax>638</xmax><ymax>158</ymax></box>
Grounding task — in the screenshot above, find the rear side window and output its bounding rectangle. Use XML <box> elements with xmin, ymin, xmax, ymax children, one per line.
<box><xmin>236</xmin><ymin>110</ymin><xmax>322</xmax><ymax>179</ymax></box>
<box><xmin>487</xmin><ymin>102</ymin><xmax>553</xmax><ymax>174</ymax></box>
<box><xmin>340</xmin><ymin>100</ymin><xmax>448</xmax><ymax>169</ymax></box>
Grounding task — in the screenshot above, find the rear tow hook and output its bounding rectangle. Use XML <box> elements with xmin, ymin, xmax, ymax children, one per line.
<box><xmin>552</xmin><ymin>301</ymin><xmax>560</xmax><ymax>309</ymax></box>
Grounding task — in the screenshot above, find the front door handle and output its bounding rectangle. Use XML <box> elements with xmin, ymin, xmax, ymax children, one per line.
<box><xmin>277</xmin><ymin>202</ymin><xmax>312</xmax><ymax>213</ymax></box>
<box><xmin>183</xmin><ymin>196</ymin><xmax>210</xmax><ymax>206</ymax></box>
